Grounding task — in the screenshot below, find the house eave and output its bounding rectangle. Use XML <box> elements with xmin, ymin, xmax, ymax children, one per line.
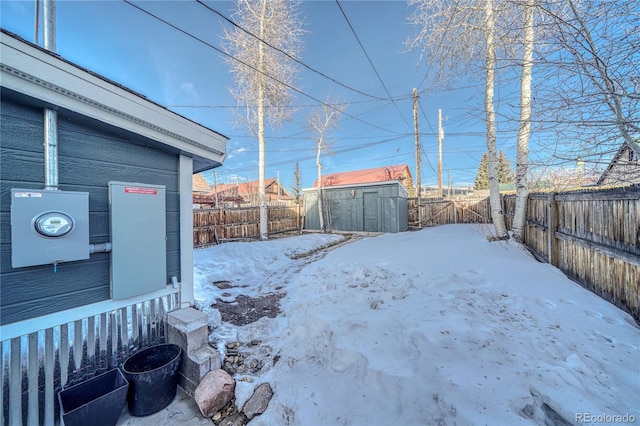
<box><xmin>0</xmin><ymin>30</ymin><xmax>227</xmax><ymax>166</ymax></box>
<box><xmin>596</xmin><ymin>143</ymin><xmax>634</xmax><ymax>186</ymax></box>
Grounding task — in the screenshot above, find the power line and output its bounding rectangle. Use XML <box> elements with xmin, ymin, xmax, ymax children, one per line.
<box><xmin>196</xmin><ymin>0</ymin><xmax>387</xmax><ymax>101</ymax></box>
<box><xmin>166</xmin><ymin>97</ymin><xmax>386</xmax><ymax>109</ymax></box>
<box><xmin>217</xmin><ymin>134</ymin><xmax>407</xmax><ymax>174</ymax></box>
<box><xmin>335</xmin><ymin>0</ymin><xmax>411</xmax><ymax>130</ymax></box>
<box><xmin>121</xmin><ymin>0</ymin><xmax>400</xmax><ymax>135</ymax></box>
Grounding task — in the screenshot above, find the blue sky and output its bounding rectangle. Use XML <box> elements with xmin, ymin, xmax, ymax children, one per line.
<box><xmin>2</xmin><ymin>0</ymin><xmax>517</xmax><ymax>190</ymax></box>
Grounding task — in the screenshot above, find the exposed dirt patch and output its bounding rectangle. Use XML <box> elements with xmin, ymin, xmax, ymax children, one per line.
<box><xmin>213</xmin><ymin>280</ymin><xmax>234</xmax><ymax>289</ymax></box>
<box><xmin>213</xmin><ymin>280</ymin><xmax>248</xmax><ymax>290</ymax></box>
<box><xmin>214</xmin><ymin>293</ymin><xmax>285</xmax><ymax>326</ymax></box>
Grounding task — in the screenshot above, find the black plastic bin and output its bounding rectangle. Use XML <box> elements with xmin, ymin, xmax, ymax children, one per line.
<box><xmin>58</xmin><ymin>368</ymin><xmax>128</xmax><ymax>426</ymax></box>
<box><xmin>121</xmin><ymin>343</ymin><xmax>182</xmax><ymax>416</ymax></box>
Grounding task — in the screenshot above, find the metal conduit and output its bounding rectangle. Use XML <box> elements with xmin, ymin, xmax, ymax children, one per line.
<box><xmin>44</xmin><ymin>109</ymin><xmax>58</xmax><ymax>190</ymax></box>
<box><xmin>43</xmin><ymin>0</ymin><xmax>58</xmax><ymax>191</ymax></box>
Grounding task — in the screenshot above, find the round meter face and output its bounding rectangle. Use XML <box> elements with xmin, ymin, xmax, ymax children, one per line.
<box><xmin>34</xmin><ymin>212</ymin><xmax>74</xmax><ymax>237</ymax></box>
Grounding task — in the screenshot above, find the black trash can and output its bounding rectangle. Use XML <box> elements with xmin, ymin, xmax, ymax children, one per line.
<box><xmin>58</xmin><ymin>368</ymin><xmax>128</xmax><ymax>426</ymax></box>
<box><xmin>121</xmin><ymin>343</ymin><xmax>182</xmax><ymax>416</ymax></box>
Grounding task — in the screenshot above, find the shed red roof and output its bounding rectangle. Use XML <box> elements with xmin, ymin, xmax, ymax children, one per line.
<box><xmin>313</xmin><ymin>165</ymin><xmax>412</xmax><ymax>188</ymax></box>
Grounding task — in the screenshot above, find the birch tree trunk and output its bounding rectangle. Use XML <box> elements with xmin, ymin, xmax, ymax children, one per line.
<box><xmin>316</xmin><ymin>143</ymin><xmax>324</xmax><ymax>232</ymax></box>
<box><xmin>512</xmin><ymin>0</ymin><xmax>534</xmax><ymax>242</ymax></box>
<box><xmin>221</xmin><ymin>0</ymin><xmax>304</xmax><ymax>240</ymax></box>
<box><xmin>257</xmin><ymin>0</ymin><xmax>268</xmax><ymax>240</ymax></box>
<box><xmin>308</xmin><ymin>101</ymin><xmax>344</xmax><ymax>233</ymax></box>
<box><xmin>484</xmin><ymin>0</ymin><xmax>508</xmax><ymax>239</ymax></box>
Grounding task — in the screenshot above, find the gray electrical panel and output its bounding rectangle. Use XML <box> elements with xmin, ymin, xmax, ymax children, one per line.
<box><xmin>10</xmin><ymin>189</ymin><xmax>90</xmax><ymax>268</ymax></box>
<box><xmin>109</xmin><ymin>182</ymin><xmax>166</xmax><ymax>300</ymax></box>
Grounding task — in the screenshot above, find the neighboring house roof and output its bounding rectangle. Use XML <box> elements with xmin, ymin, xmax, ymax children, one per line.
<box><xmin>208</xmin><ymin>178</ymin><xmax>292</xmax><ymax>200</ymax></box>
<box><xmin>192</xmin><ymin>173</ymin><xmax>211</xmax><ymax>193</ymax></box>
<box><xmin>597</xmin><ymin>142</ymin><xmax>640</xmax><ymax>186</ymax></box>
<box><xmin>313</xmin><ymin>164</ymin><xmax>413</xmax><ymax>188</ymax></box>
<box><xmin>0</xmin><ymin>29</ymin><xmax>227</xmax><ymax>173</ymax></box>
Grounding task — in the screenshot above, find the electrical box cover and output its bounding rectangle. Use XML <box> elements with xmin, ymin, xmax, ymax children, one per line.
<box><xmin>109</xmin><ymin>182</ymin><xmax>166</xmax><ymax>300</ymax></box>
<box><xmin>11</xmin><ymin>189</ymin><xmax>90</xmax><ymax>268</ymax></box>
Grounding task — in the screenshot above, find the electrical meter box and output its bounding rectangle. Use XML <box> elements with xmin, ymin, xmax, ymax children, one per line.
<box><xmin>10</xmin><ymin>189</ymin><xmax>90</xmax><ymax>268</ymax></box>
<box><xmin>109</xmin><ymin>182</ymin><xmax>166</xmax><ymax>300</ymax></box>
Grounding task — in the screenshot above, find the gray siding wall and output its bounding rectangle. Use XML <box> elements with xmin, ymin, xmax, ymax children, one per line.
<box><xmin>304</xmin><ymin>183</ymin><xmax>408</xmax><ymax>233</ymax></box>
<box><xmin>1</xmin><ymin>96</ymin><xmax>181</xmax><ymax>325</ymax></box>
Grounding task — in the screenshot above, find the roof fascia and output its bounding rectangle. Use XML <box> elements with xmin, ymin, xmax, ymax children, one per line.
<box><xmin>1</xmin><ymin>32</ymin><xmax>227</xmax><ymax>166</ymax></box>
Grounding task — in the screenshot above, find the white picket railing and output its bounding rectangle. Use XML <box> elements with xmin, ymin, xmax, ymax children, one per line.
<box><xmin>1</xmin><ymin>292</ymin><xmax>179</xmax><ymax>425</ymax></box>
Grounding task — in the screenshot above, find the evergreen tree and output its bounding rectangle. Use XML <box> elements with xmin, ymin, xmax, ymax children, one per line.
<box><xmin>498</xmin><ymin>151</ymin><xmax>515</xmax><ymax>184</ymax></box>
<box><xmin>474</xmin><ymin>151</ymin><xmax>514</xmax><ymax>189</ymax></box>
<box><xmin>290</xmin><ymin>162</ymin><xmax>303</xmax><ymax>205</ymax></box>
<box><xmin>474</xmin><ymin>153</ymin><xmax>489</xmax><ymax>189</ymax></box>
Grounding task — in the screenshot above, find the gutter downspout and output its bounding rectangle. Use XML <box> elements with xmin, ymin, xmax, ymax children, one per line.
<box><xmin>43</xmin><ymin>0</ymin><xmax>58</xmax><ymax>191</ymax></box>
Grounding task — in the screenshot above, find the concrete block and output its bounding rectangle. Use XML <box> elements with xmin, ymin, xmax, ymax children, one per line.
<box><xmin>168</xmin><ymin>307</ymin><xmax>208</xmax><ymax>333</ymax></box>
<box><xmin>179</xmin><ymin>372</ymin><xmax>199</xmax><ymax>396</ymax></box>
<box><xmin>185</xmin><ymin>347</ymin><xmax>219</xmax><ymax>381</ymax></box>
<box><xmin>167</xmin><ymin>307</ymin><xmax>221</xmax><ymax>396</ymax></box>
<box><xmin>178</xmin><ymin>347</ymin><xmax>222</xmax><ymax>396</ymax></box>
<box><xmin>168</xmin><ymin>308</ymin><xmax>208</xmax><ymax>354</ymax></box>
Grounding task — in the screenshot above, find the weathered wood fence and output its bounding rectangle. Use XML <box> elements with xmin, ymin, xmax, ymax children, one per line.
<box><xmin>504</xmin><ymin>188</ymin><xmax>640</xmax><ymax>320</ymax></box>
<box><xmin>193</xmin><ymin>205</ymin><xmax>301</xmax><ymax>247</ymax></box>
<box><xmin>409</xmin><ymin>197</ymin><xmax>492</xmax><ymax>227</ymax></box>
<box><xmin>409</xmin><ymin>187</ymin><xmax>640</xmax><ymax>320</ymax></box>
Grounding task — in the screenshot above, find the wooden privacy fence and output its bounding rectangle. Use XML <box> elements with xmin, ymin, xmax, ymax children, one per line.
<box><xmin>193</xmin><ymin>205</ymin><xmax>300</xmax><ymax>247</ymax></box>
<box><xmin>504</xmin><ymin>188</ymin><xmax>640</xmax><ymax>320</ymax></box>
<box><xmin>410</xmin><ymin>188</ymin><xmax>639</xmax><ymax>319</ymax></box>
<box><xmin>409</xmin><ymin>197</ymin><xmax>492</xmax><ymax>227</ymax></box>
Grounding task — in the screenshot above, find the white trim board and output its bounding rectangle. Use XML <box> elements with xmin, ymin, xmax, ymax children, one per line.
<box><xmin>0</xmin><ymin>286</ymin><xmax>179</xmax><ymax>341</ymax></box>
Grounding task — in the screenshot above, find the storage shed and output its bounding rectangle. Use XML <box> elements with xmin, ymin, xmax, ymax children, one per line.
<box><xmin>304</xmin><ymin>181</ymin><xmax>409</xmax><ymax>233</ymax></box>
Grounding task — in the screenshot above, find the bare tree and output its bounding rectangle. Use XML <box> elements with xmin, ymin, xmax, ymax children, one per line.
<box><xmin>221</xmin><ymin>0</ymin><xmax>304</xmax><ymax>240</ymax></box>
<box><xmin>533</xmin><ymin>0</ymin><xmax>639</xmax><ymax>167</ymax></box>
<box><xmin>407</xmin><ymin>0</ymin><xmax>509</xmax><ymax>239</ymax></box>
<box><xmin>529</xmin><ymin>164</ymin><xmax>600</xmax><ymax>191</ymax></box>
<box><xmin>307</xmin><ymin>101</ymin><xmax>344</xmax><ymax>232</ymax></box>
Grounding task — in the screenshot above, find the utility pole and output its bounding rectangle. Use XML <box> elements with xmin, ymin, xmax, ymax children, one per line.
<box><xmin>413</xmin><ymin>89</ymin><xmax>422</xmax><ymax>228</ymax></box>
<box><xmin>213</xmin><ymin>171</ymin><xmax>219</xmax><ymax>208</ymax></box>
<box><xmin>438</xmin><ymin>109</ymin><xmax>444</xmax><ymax>197</ymax></box>
<box><xmin>277</xmin><ymin>170</ymin><xmax>281</xmax><ymax>196</ymax></box>
<box><xmin>413</xmin><ymin>89</ymin><xmax>421</xmax><ymax>201</ymax></box>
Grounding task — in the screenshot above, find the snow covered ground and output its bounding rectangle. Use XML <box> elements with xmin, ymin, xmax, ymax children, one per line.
<box><xmin>193</xmin><ymin>225</ymin><xmax>639</xmax><ymax>426</ymax></box>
